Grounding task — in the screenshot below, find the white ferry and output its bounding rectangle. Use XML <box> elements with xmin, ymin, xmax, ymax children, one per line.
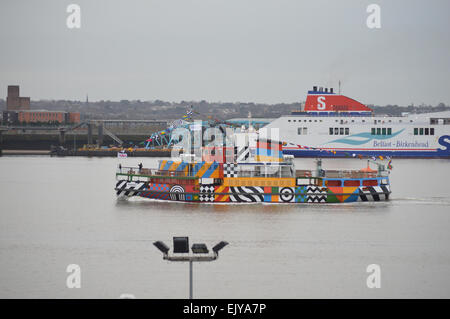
<box><xmin>263</xmin><ymin>86</ymin><xmax>450</xmax><ymax>158</ymax></box>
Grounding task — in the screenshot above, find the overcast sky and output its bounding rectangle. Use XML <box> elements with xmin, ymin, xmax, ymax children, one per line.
<box><xmin>1</xmin><ymin>0</ymin><xmax>449</xmax><ymax>105</ymax></box>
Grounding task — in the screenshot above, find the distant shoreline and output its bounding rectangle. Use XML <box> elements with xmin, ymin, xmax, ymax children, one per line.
<box><xmin>1</xmin><ymin>149</ymin><xmax>50</xmax><ymax>155</ymax></box>
<box><xmin>0</xmin><ymin>149</ymin><xmax>171</xmax><ymax>157</ymax></box>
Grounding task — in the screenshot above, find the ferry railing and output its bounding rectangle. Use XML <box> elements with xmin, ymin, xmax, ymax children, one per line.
<box><xmin>117</xmin><ymin>166</ymin><xmax>389</xmax><ymax>179</ymax></box>
<box><xmin>295</xmin><ymin>169</ymin><xmax>380</xmax><ymax>179</ymax></box>
<box><xmin>116</xmin><ymin>166</ymin><xmax>138</xmax><ymax>175</ymax></box>
<box><xmin>155</xmin><ymin>170</ymin><xmax>191</xmax><ymax>177</ymax></box>
<box><xmin>322</xmin><ymin>170</ymin><xmax>379</xmax><ymax>178</ymax></box>
<box><xmin>116</xmin><ymin>166</ymin><xmax>189</xmax><ymax>177</ymax></box>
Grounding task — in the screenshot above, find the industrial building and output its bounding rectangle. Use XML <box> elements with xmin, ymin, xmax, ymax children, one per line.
<box><xmin>2</xmin><ymin>109</ymin><xmax>81</xmax><ymax>125</ymax></box>
<box><xmin>2</xmin><ymin>85</ymin><xmax>80</xmax><ymax>125</ymax></box>
<box><xmin>16</xmin><ymin>110</ymin><xmax>80</xmax><ymax>124</ymax></box>
<box><xmin>6</xmin><ymin>85</ymin><xmax>30</xmax><ymax>111</ymax></box>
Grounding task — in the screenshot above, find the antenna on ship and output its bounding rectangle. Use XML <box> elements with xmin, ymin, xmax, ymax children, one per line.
<box><xmin>338</xmin><ymin>81</ymin><xmax>341</xmax><ymax>95</ymax></box>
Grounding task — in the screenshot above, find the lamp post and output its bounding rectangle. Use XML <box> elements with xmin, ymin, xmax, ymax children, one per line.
<box><xmin>153</xmin><ymin>237</ymin><xmax>228</xmax><ymax>299</ymax></box>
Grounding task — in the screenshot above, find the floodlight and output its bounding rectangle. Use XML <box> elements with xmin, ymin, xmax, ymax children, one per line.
<box><xmin>212</xmin><ymin>241</ymin><xmax>228</xmax><ymax>254</ymax></box>
<box><xmin>154</xmin><ymin>237</ymin><xmax>228</xmax><ymax>299</ymax></box>
<box><xmin>153</xmin><ymin>241</ymin><xmax>169</xmax><ymax>254</ymax></box>
<box><xmin>173</xmin><ymin>236</ymin><xmax>189</xmax><ymax>253</ymax></box>
<box><xmin>191</xmin><ymin>243</ymin><xmax>209</xmax><ymax>254</ymax></box>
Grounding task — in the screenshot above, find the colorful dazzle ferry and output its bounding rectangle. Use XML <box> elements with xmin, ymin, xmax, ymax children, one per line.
<box><xmin>115</xmin><ymin>131</ymin><xmax>391</xmax><ymax>203</ymax></box>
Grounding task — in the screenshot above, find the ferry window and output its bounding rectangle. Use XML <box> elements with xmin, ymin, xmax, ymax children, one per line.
<box><xmin>329</xmin><ymin>128</ymin><xmax>333</xmax><ymax>135</ymax></box>
<box><xmin>377</xmin><ymin>128</ymin><xmax>381</xmax><ymax>135</ymax></box>
<box><xmin>362</xmin><ymin>120</ymin><xmax>365</xmax><ymax>123</ymax></box>
<box><xmin>351</xmin><ymin>120</ymin><xmax>355</xmax><ymax>122</ymax></box>
<box><xmin>335</xmin><ymin>128</ymin><xmax>339</xmax><ymax>134</ymax></box>
<box><xmin>371</xmin><ymin>128</ymin><xmax>376</xmax><ymax>135</ymax></box>
<box><xmin>382</xmin><ymin>128</ymin><xmax>386</xmax><ymax>135</ymax></box>
<box><xmin>314</xmin><ymin>120</ymin><xmax>317</xmax><ymax>122</ymax></box>
<box><xmin>345</xmin><ymin>128</ymin><xmax>349</xmax><ymax>135</ymax></box>
<box><xmin>326</xmin><ymin>180</ymin><xmax>342</xmax><ymax>187</ymax></box>
<box><xmin>293</xmin><ymin>120</ymin><xmax>296</xmax><ymax>122</ymax></box>
<box><xmin>297</xmin><ymin>127</ymin><xmax>302</xmax><ymax>135</ymax></box>
<box><xmin>363</xmin><ymin>180</ymin><xmax>378</xmax><ymax>186</ymax></box>
<box><xmin>414</xmin><ymin>128</ymin><xmax>418</xmax><ymax>135</ymax></box>
<box><xmin>430</xmin><ymin>128</ymin><xmax>435</xmax><ymax>135</ymax></box>
<box><xmin>387</xmin><ymin>128</ymin><xmax>392</xmax><ymax>135</ymax></box>
<box><xmin>303</xmin><ymin>127</ymin><xmax>308</xmax><ymax>134</ymax></box>
<box><xmin>419</xmin><ymin>128</ymin><xmax>424</xmax><ymax>135</ymax></box>
<box><xmin>288</xmin><ymin>120</ymin><xmax>291</xmax><ymax>122</ymax></box>
<box><xmin>340</xmin><ymin>128</ymin><xmax>344</xmax><ymax>135</ymax></box>
<box><xmin>309</xmin><ymin>120</ymin><xmax>312</xmax><ymax>122</ymax></box>
<box><xmin>374</xmin><ymin>120</ymin><xmax>377</xmax><ymax>124</ymax></box>
<box><xmin>425</xmin><ymin>128</ymin><xmax>429</xmax><ymax>135</ymax></box>
<box><xmin>344</xmin><ymin>180</ymin><xmax>360</xmax><ymax>187</ymax></box>
<box><xmin>399</xmin><ymin>120</ymin><xmax>402</xmax><ymax>123</ymax></box>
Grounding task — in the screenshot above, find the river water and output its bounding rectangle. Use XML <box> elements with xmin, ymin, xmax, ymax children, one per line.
<box><xmin>0</xmin><ymin>156</ymin><xmax>449</xmax><ymax>298</ymax></box>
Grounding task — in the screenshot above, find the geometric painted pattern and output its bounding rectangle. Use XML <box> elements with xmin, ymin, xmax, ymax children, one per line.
<box><xmin>169</xmin><ymin>185</ymin><xmax>185</xmax><ymax>201</ymax></box>
<box><xmin>116</xmin><ymin>180</ymin><xmax>147</xmax><ymax>197</ymax></box>
<box><xmin>223</xmin><ymin>163</ymin><xmax>238</xmax><ymax>177</ymax></box>
<box><xmin>295</xmin><ymin>186</ymin><xmax>308</xmax><ymax>203</ymax></box>
<box><xmin>279</xmin><ymin>187</ymin><xmax>295</xmax><ymax>202</ymax></box>
<box><xmin>358</xmin><ymin>186</ymin><xmax>390</xmax><ymax>202</ymax></box>
<box><xmin>147</xmin><ymin>183</ymin><xmax>170</xmax><ymax>192</ymax></box>
<box><xmin>140</xmin><ymin>183</ymin><xmax>170</xmax><ymax>200</ymax></box>
<box><xmin>199</xmin><ymin>185</ymin><xmax>215</xmax><ymax>202</ymax></box>
<box><xmin>121</xmin><ymin>182</ymin><xmax>392</xmax><ymax>203</ymax></box>
<box><xmin>183</xmin><ymin>185</ymin><xmax>198</xmax><ymax>202</ymax></box>
<box><xmin>326</xmin><ymin>187</ymin><xmax>359</xmax><ymax>203</ymax></box>
<box><xmin>214</xmin><ymin>185</ymin><xmax>230</xmax><ymax>202</ymax></box>
<box><xmin>264</xmin><ymin>186</ymin><xmax>279</xmax><ymax>202</ymax></box>
<box><xmin>119</xmin><ymin>182</ymin><xmax>391</xmax><ymax>203</ymax></box>
<box><xmin>236</xmin><ymin>146</ymin><xmax>250</xmax><ymax>162</ymax></box>
<box><xmin>305</xmin><ymin>186</ymin><xmax>327</xmax><ymax>203</ymax></box>
<box><xmin>229</xmin><ymin>186</ymin><xmax>264</xmax><ymax>202</ymax></box>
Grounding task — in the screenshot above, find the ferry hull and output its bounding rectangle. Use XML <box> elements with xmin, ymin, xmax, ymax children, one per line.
<box><xmin>115</xmin><ymin>180</ymin><xmax>390</xmax><ymax>203</ymax></box>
